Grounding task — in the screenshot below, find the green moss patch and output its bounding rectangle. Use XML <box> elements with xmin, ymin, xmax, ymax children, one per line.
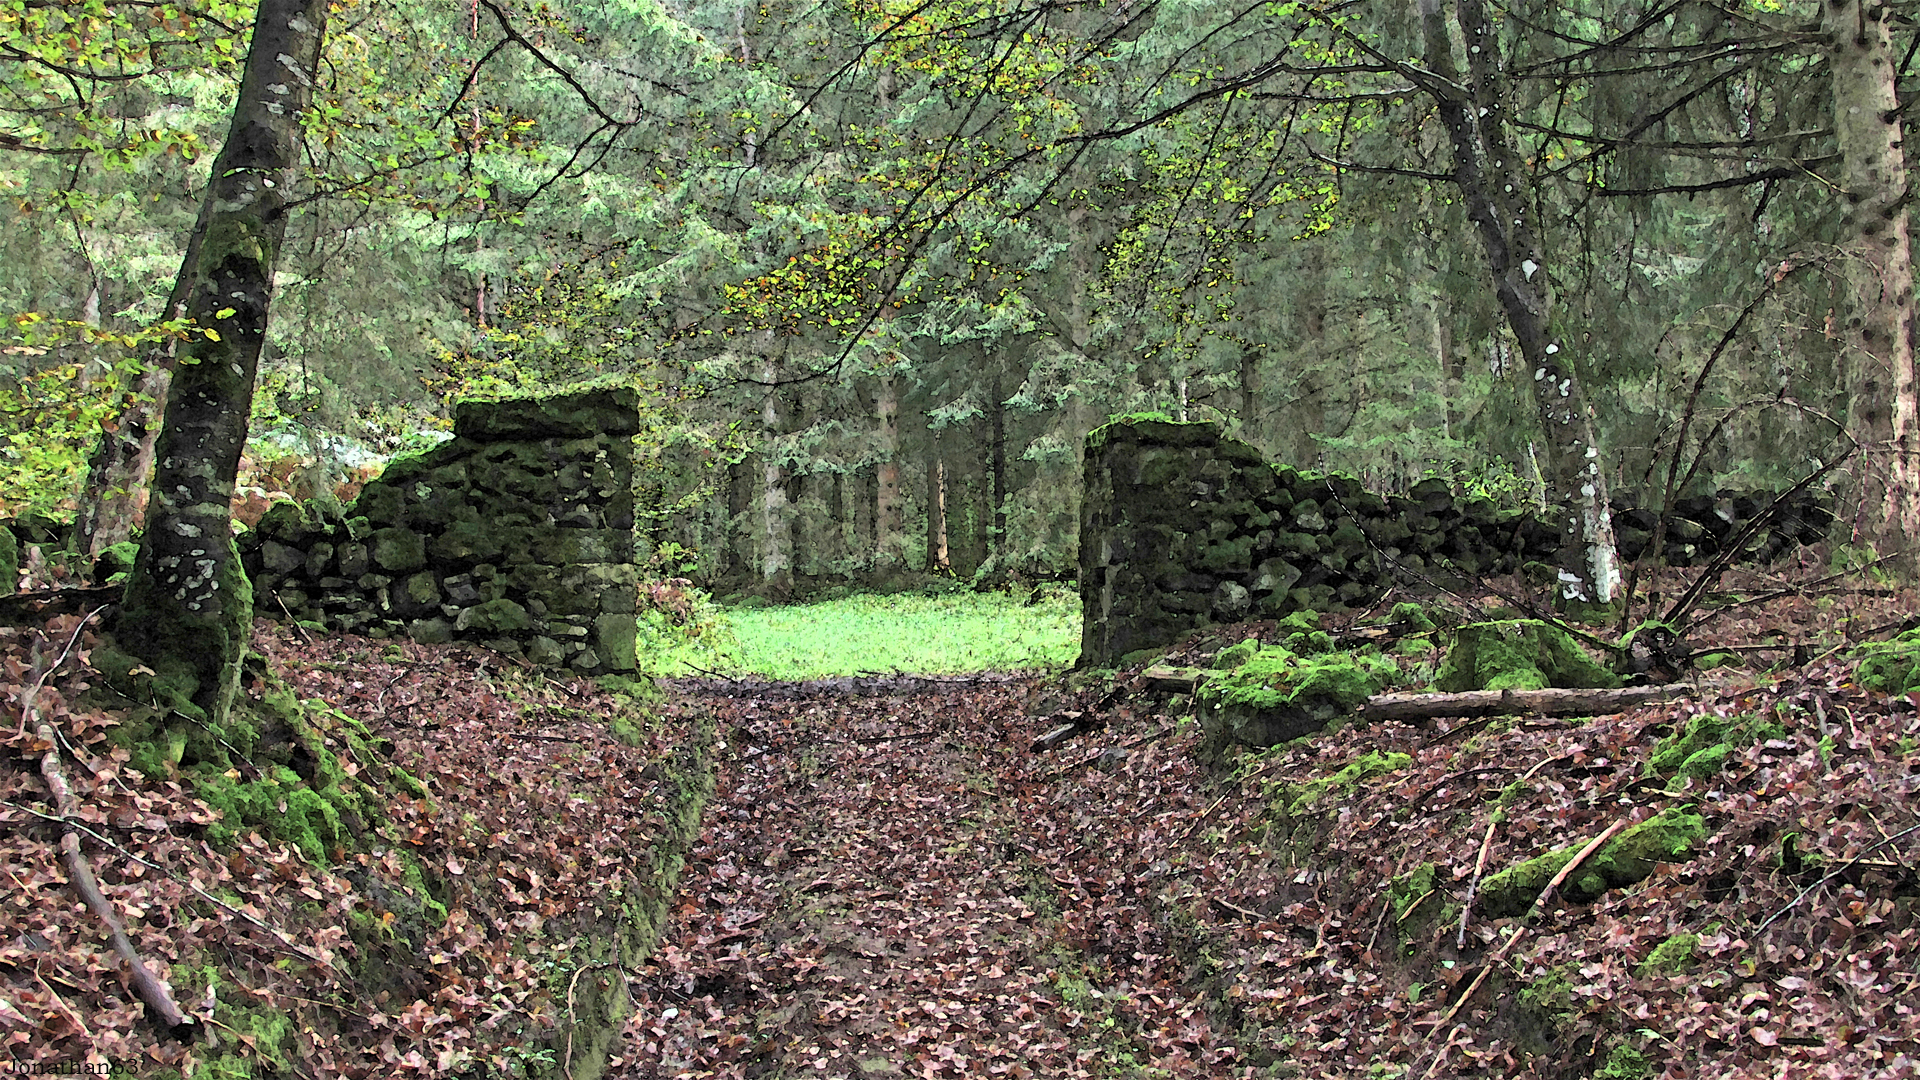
<box><xmin>1210</xmin><ymin>637</ymin><xmax>1261</xmax><ymax>670</ymax></box>
<box><xmin>1270</xmin><ymin>751</ymin><xmax>1412</xmax><ymax>816</ymax></box>
<box><xmin>1475</xmin><ymin>807</ymin><xmax>1707</xmax><ymax>918</ymax></box>
<box><xmin>1856</xmin><ymin>629</ymin><xmax>1920</xmax><ymax>695</ymax></box>
<box><xmin>1435</xmin><ymin>619</ymin><xmax>1621</xmax><ymax>693</ymax></box>
<box><xmin>1644</xmin><ymin>712</ymin><xmax>1784</xmax><ymax>780</ymax></box>
<box><xmin>1636</xmin><ymin>932</ymin><xmax>1700</xmax><ymax>977</ymax></box>
<box><xmin>1198</xmin><ymin>645</ymin><xmax>1397</xmax><ymax>746</ymax></box>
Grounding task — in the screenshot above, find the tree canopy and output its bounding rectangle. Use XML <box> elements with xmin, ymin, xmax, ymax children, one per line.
<box><xmin>0</xmin><ymin>0</ymin><xmax>1904</xmax><ymax>590</ymax></box>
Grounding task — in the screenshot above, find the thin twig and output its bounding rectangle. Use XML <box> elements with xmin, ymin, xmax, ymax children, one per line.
<box><xmin>274</xmin><ymin>592</ymin><xmax>314</xmax><ymax>643</ymax></box>
<box><xmin>1420</xmin><ymin>1024</ymin><xmax>1470</xmax><ymax>1080</ymax></box>
<box><xmin>1457</xmin><ymin>816</ymin><xmax>1502</xmax><ymax>949</ymax></box>
<box><xmin>1437</xmin><ymin>924</ymin><xmax>1530</xmax><ymax>1027</ymax></box>
<box><xmin>564</xmin><ymin>963</ymin><xmax>631</xmax><ymax>1080</ymax></box>
<box><xmin>1528</xmin><ymin>818</ymin><xmax>1631</xmax><ymax>921</ymax></box>
<box><xmin>1755</xmin><ymin>823</ymin><xmax>1920</xmax><ymax>935</ymax></box>
<box><xmin>21</xmin><ymin>614</ymin><xmax>194</xmax><ymax>1032</ymax></box>
<box><xmin>1</xmin><ymin>801</ymin><xmax>335</xmax><ymax>969</ymax></box>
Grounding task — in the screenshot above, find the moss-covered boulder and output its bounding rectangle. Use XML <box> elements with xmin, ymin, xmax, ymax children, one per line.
<box><xmin>1476</xmin><ymin>807</ymin><xmax>1707</xmax><ymax>918</ymax></box>
<box><xmin>1197</xmin><ymin>646</ymin><xmax>1398</xmax><ymax>746</ymax></box>
<box><xmin>1435</xmin><ymin>619</ymin><xmax>1621</xmax><ymax>693</ymax></box>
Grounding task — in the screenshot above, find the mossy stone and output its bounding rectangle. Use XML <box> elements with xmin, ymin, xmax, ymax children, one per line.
<box><xmin>1271</xmin><ymin>750</ymin><xmax>1412</xmax><ymax>815</ymax></box>
<box><xmin>456</xmin><ymin>598</ymin><xmax>532</xmax><ymax>633</ymax></box>
<box><xmin>1084</xmin><ymin>414</ymin><xmax>1221</xmax><ymax>452</ymax></box>
<box><xmin>1198</xmin><ymin>646</ymin><xmax>1397</xmax><ymax>747</ymax></box>
<box><xmin>1644</xmin><ymin>712</ymin><xmax>1784</xmax><ymax>780</ymax></box>
<box><xmin>407</xmin><ymin>618</ymin><xmax>454</xmax><ymax>645</ymax></box>
<box><xmin>1435</xmin><ymin>619</ymin><xmax>1621</xmax><ymax>693</ymax></box>
<box><xmin>430</xmin><ymin>519</ymin><xmax>505</xmax><ymax>564</ymax></box>
<box><xmin>1211</xmin><ymin>637</ymin><xmax>1261</xmax><ymax>670</ymax></box>
<box><xmin>453</xmin><ymin>385</ymin><xmax>643</xmax><ymax>439</ymax></box>
<box><xmin>592</xmin><ymin>613</ymin><xmax>638</xmax><ymax>672</ymax></box>
<box><xmin>527</xmin><ymin>636</ymin><xmax>566</xmax><ymax>665</ymax></box>
<box><xmin>1475</xmin><ymin>808</ymin><xmax>1707</xmax><ymax>918</ymax></box>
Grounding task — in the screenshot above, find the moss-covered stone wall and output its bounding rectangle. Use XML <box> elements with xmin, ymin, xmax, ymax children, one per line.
<box><xmin>241</xmin><ymin>388</ymin><xmax>640</xmax><ymax>674</ymax></box>
<box><xmin>1077</xmin><ymin>417</ymin><xmax>1831</xmax><ymax>667</ymax></box>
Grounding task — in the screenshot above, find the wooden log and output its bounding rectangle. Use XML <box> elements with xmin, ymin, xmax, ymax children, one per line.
<box><xmin>0</xmin><ymin>585</ymin><xmax>121</xmax><ymax>626</ymax></box>
<box><xmin>1140</xmin><ymin>666</ymin><xmax>1210</xmax><ymax>693</ymax></box>
<box><xmin>1359</xmin><ymin>682</ymin><xmax>1710</xmax><ymax>723</ymax></box>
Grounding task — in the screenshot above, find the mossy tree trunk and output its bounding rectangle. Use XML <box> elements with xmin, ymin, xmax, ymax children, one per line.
<box><xmin>1418</xmin><ymin>0</ymin><xmax>1619</xmax><ymax>602</ymax></box>
<box><xmin>1826</xmin><ymin>0</ymin><xmax>1920</xmax><ymax>566</ymax></box>
<box><xmin>115</xmin><ymin>0</ymin><xmax>328</xmax><ymax>724</ymax></box>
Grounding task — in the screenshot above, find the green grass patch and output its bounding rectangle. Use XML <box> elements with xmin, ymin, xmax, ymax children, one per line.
<box><xmin>712</xmin><ymin>588</ymin><xmax>1082</xmax><ymax>679</ymax></box>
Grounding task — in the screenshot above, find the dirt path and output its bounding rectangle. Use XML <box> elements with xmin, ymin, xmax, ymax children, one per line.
<box><xmin>608</xmin><ymin>678</ymin><xmax>1239</xmax><ymax>1079</ymax></box>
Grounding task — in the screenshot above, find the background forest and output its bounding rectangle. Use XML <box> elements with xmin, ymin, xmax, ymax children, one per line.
<box><xmin>0</xmin><ymin>0</ymin><xmax>1903</xmax><ymax>594</ymax></box>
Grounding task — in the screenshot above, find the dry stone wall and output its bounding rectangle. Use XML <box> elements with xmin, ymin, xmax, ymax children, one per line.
<box><xmin>1078</xmin><ymin>417</ymin><xmax>1832</xmax><ymax>667</ymax></box>
<box><xmin>241</xmin><ymin>388</ymin><xmax>640</xmax><ymax>674</ymax></box>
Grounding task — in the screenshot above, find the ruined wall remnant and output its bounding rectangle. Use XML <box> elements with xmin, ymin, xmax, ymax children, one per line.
<box><xmin>1077</xmin><ymin>417</ymin><xmax>1831</xmax><ymax>668</ymax></box>
<box><xmin>242</xmin><ymin>387</ymin><xmax>639</xmax><ymax>674</ymax></box>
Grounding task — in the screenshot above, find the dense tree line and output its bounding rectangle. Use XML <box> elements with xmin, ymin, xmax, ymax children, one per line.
<box><xmin>2</xmin><ymin>0</ymin><xmax>1911</xmax><ymax>626</ymax></box>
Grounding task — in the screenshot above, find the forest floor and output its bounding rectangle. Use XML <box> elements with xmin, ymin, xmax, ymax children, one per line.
<box><xmin>3</xmin><ymin>571</ymin><xmax>1918</xmax><ymax>1078</ymax></box>
<box><xmin>609</xmin><ymin>577</ymin><xmax>1920</xmax><ymax>1080</ymax></box>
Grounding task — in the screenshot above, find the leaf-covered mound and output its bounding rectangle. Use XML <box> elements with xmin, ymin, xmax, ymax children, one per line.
<box><xmin>4</xmin><ymin>620</ymin><xmax>708</xmax><ymax>1078</ymax></box>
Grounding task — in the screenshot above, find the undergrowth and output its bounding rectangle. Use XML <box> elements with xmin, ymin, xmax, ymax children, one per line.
<box><xmin>715</xmin><ymin>586</ymin><xmax>1081</xmax><ymax>679</ymax></box>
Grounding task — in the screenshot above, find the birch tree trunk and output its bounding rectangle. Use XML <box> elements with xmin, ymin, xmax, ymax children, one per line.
<box><xmin>113</xmin><ymin>0</ymin><xmax>328</xmax><ymax>727</ymax></box>
<box><xmin>1418</xmin><ymin>0</ymin><xmax>1619</xmax><ymax>603</ymax></box>
<box><xmin>1826</xmin><ymin>0</ymin><xmax>1920</xmax><ymax>564</ymax></box>
<box><xmin>875</xmin><ymin>373</ymin><xmax>903</xmax><ymax>567</ymax></box>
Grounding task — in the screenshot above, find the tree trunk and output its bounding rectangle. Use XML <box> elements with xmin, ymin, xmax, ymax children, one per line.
<box><xmin>71</xmin><ymin>193</ymin><xmax>218</xmax><ymax>558</ymax></box>
<box><xmin>990</xmin><ymin>360</ymin><xmax>1008</xmax><ymax>550</ymax></box>
<box><xmin>113</xmin><ymin>0</ymin><xmax>328</xmax><ymax>727</ymax></box>
<box><xmin>1238</xmin><ymin>348</ymin><xmax>1262</xmax><ymax>438</ymax></box>
<box><xmin>725</xmin><ymin>455</ymin><xmax>754</xmax><ymax>582</ymax></box>
<box><xmin>1419</xmin><ymin>0</ymin><xmax>1619</xmax><ymax>602</ymax></box>
<box><xmin>875</xmin><ymin>374</ymin><xmax>903</xmax><ymax>567</ymax></box>
<box><xmin>828</xmin><ymin>470</ymin><xmax>847</xmax><ymax>574</ymax></box>
<box><xmin>1827</xmin><ymin>0</ymin><xmax>1920</xmax><ymax>563</ymax></box>
<box><xmin>926</xmin><ymin>456</ymin><xmax>949</xmax><ymax>572</ymax></box>
<box><xmin>857</xmin><ymin>464</ymin><xmax>877</xmax><ymax>571</ymax></box>
<box><xmin>72</xmin><ymin>363</ymin><xmax>170</xmax><ymax>559</ymax></box>
<box><xmin>760</xmin><ymin>364</ymin><xmax>791</xmax><ymax>589</ymax></box>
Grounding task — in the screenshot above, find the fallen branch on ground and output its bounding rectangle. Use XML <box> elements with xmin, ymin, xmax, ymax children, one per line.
<box><xmin>23</xmin><ymin>615</ymin><xmax>193</xmax><ymax>1032</ymax></box>
<box><xmin>1362</xmin><ymin>681</ymin><xmax>1715</xmax><ymax>723</ymax></box>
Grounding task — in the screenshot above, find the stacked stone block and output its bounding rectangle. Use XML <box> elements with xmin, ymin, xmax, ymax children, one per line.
<box><xmin>1078</xmin><ymin>417</ymin><xmax>1831</xmax><ymax>667</ymax></box>
<box><xmin>242</xmin><ymin>388</ymin><xmax>639</xmax><ymax>674</ymax></box>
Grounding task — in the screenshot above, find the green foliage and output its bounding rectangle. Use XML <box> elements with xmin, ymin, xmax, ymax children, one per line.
<box><xmin>636</xmin><ymin>576</ymin><xmax>741</xmax><ymax>677</ymax></box>
<box><xmin>1594</xmin><ymin>1043</ymin><xmax>1654</xmax><ymax>1080</ymax></box>
<box><xmin>0</xmin><ymin>346</ymin><xmax>166</xmax><ymax>517</ymax></box>
<box><xmin>721</xmin><ymin>589</ymin><xmax>1080</xmax><ymax>679</ymax></box>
